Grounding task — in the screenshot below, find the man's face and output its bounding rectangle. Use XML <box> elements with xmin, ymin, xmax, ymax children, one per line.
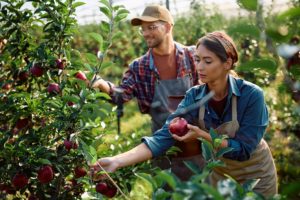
<box><xmin>140</xmin><ymin>21</ymin><xmax>167</xmax><ymax>48</ymax></box>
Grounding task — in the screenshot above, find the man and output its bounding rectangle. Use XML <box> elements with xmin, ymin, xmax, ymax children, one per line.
<box><xmin>93</xmin><ymin>4</ymin><xmax>203</xmax><ymax>180</ymax></box>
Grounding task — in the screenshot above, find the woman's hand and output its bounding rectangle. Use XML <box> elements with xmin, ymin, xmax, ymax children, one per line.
<box><xmin>91</xmin><ymin>157</ymin><xmax>119</xmax><ymax>174</ymax></box>
<box><xmin>172</xmin><ymin>124</ymin><xmax>203</xmax><ymax>142</ymax></box>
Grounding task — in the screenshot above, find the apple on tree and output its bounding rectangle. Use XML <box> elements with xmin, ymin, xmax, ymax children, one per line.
<box><xmin>74</xmin><ymin>166</ymin><xmax>87</xmax><ymax>178</ymax></box>
<box><xmin>12</xmin><ymin>173</ymin><xmax>28</xmax><ymax>189</ymax></box>
<box><xmin>37</xmin><ymin>165</ymin><xmax>54</xmax><ymax>184</ymax></box>
<box><xmin>30</xmin><ymin>64</ymin><xmax>43</xmax><ymax>77</ymax></box>
<box><xmin>55</xmin><ymin>58</ymin><xmax>66</xmax><ymax>69</ymax></box>
<box><xmin>64</xmin><ymin>139</ymin><xmax>78</xmax><ymax>151</ymax></box>
<box><xmin>2</xmin><ymin>83</ymin><xmax>11</xmax><ymax>90</ymax></box>
<box><xmin>169</xmin><ymin>117</ymin><xmax>189</xmax><ymax>136</ymax></box>
<box><xmin>47</xmin><ymin>83</ymin><xmax>60</xmax><ymax>94</ymax></box>
<box><xmin>96</xmin><ymin>182</ymin><xmax>117</xmax><ymax>198</ymax></box>
<box><xmin>75</xmin><ymin>71</ymin><xmax>87</xmax><ymax>81</ymax></box>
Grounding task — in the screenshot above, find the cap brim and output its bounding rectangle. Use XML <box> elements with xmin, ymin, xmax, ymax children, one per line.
<box><xmin>131</xmin><ymin>16</ymin><xmax>159</xmax><ymax>26</ymax></box>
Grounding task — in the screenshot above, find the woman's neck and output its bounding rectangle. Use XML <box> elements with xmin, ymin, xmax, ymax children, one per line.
<box><xmin>208</xmin><ymin>75</ymin><xmax>229</xmax><ymax>101</ymax></box>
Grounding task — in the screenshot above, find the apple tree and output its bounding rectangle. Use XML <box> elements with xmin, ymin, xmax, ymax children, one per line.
<box><xmin>0</xmin><ymin>0</ymin><xmax>129</xmax><ymax>199</ymax></box>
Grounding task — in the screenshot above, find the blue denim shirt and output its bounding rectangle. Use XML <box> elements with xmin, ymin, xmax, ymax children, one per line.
<box><xmin>142</xmin><ymin>75</ymin><xmax>269</xmax><ymax>161</ymax></box>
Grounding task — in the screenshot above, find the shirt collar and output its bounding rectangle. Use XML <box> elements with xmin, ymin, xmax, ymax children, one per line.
<box><xmin>195</xmin><ymin>75</ymin><xmax>241</xmax><ymax>100</ymax></box>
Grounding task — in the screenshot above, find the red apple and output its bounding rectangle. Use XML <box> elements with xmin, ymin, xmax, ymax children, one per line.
<box><xmin>15</xmin><ymin>118</ymin><xmax>29</xmax><ymax>129</ymax></box>
<box><xmin>2</xmin><ymin>83</ymin><xmax>11</xmax><ymax>90</ymax></box>
<box><xmin>47</xmin><ymin>83</ymin><xmax>60</xmax><ymax>94</ymax></box>
<box><xmin>55</xmin><ymin>59</ymin><xmax>65</xmax><ymax>69</ymax></box>
<box><xmin>169</xmin><ymin>118</ymin><xmax>189</xmax><ymax>136</ymax></box>
<box><xmin>105</xmin><ymin>186</ymin><xmax>117</xmax><ymax>198</ymax></box>
<box><xmin>19</xmin><ymin>71</ymin><xmax>29</xmax><ymax>81</ymax></box>
<box><xmin>30</xmin><ymin>64</ymin><xmax>43</xmax><ymax>77</ymax></box>
<box><xmin>37</xmin><ymin>165</ymin><xmax>54</xmax><ymax>184</ymax></box>
<box><xmin>12</xmin><ymin>173</ymin><xmax>28</xmax><ymax>189</ymax></box>
<box><xmin>64</xmin><ymin>140</ymin><xmax>78</xmax><ymax>151</ymax></box>
<box><xmin>96</xmin><ymin>182</ymin><xmax>108</xmax><ymax>194</ymax></box>
<box><xmin>75</xmin><ymin>71</ymin><xmax>87</xmax><ymax>81</ymax></box>
<box><xmin>74</xmin><ymin>166</ymin><xmax>87</xmax><ymax>178</ymax></box>
<box><xmin>67</xmin><ymin>101</ymin><xmax>75</xmax><ymax>106</ymax></box>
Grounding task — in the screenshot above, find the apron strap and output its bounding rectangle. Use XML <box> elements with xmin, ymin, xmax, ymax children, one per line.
<box><xmin>232</xmin><ymin>95</ymin><xmax>237</xmax><ymax>121</ymax></box>
<box><xmin>198</xmin><ymin>94</ymin><xmax>238</xmax><ymax>129</ymax></box>
<box><xmin>198</xmin><ymin>103</ymin><xmax>206</xmax><ymax>129</ymax></box>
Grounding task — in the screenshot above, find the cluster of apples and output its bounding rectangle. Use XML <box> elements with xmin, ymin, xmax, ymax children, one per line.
<box><xmin>95</xmin><ymin>182</ymin><xmax>117</xmax><ymax>198</ymax></box>
<box><xmin>27</xmin><ymin>58</ymin><xmax>88</xmax><ymax>96</ymax></box>
<box><xmin>9</xmin><ymin>165</ymin><xmax>54</xmax><ymax>191</ymax></box>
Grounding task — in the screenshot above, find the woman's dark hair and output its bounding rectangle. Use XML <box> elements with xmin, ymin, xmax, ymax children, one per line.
<box><xmin>196</xmin><ymin>37</ymin><xmax>228</xmax><ymax>62</ymax></box>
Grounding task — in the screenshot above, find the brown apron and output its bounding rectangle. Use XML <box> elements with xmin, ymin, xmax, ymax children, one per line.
<box><xmin>149</xmin><ymin>50</ymin><xmax>204</xmax><ymax>181</ymax></box>
<box><xmin>198</xmin><ymin>95</ymin><xmax>277</xmax><ymax>197</ymax></box>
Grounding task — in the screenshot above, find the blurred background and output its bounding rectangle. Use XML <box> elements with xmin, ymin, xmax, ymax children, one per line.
<box><xmin>76</xmin><ymin>0</ymin><xmax>291</xmax><ymax>24</ymax></box>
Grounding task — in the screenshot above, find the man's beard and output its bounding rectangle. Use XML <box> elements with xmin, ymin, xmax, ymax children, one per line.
<box><xmin>145</xmin><ymin>37</ymin><xmax>163</xmax><ymax>48</ymax></box>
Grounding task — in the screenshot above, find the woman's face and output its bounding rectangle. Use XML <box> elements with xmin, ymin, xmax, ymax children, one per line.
<box><xmin>195</xmin><ymin>44</ymin><xmax>230</xmax><ymax>84</ymax></box>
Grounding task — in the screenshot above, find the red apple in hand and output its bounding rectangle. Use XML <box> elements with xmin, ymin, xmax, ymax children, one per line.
<box><xmin>75</xmin><ymin>71</ymin><xmax>87</xmax><ymax>81</ymax></box>
<box><xmin>38</xmin><ymin>165</ymin><xmax>54</xmax><ymax>184</ymax></box>
<box><xmin>12</xmin><ymin>173</ymin><xmax>28</xmax><ymax>189</ymax></box>
<box><xmin>169</xmin><ymin>118</ymin><xmax>188</xmax><ymax>136</ymax></box>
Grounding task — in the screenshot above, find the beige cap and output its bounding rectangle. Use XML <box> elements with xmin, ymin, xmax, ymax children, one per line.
<box><xmin>131</xmin><ymin>5</ymin><xmax>174</xmax><ymax>26</ymax></box>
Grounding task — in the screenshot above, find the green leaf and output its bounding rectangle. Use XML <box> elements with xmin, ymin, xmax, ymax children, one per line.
<box><xmin>112</xmin><ymin>31</ymin><xmax>124</xmax><ymax>41</ymax></box>
<box><xmin>79</xmin><ymin>139</ymin><xmax>97</xmax><ymax>164</ymax></box>
<box><xmin>37</xmin><ymin>158</ymin><xmax>52</xmax><ymax>165</ymax></box>
<box><xmin>183</xmin><ymin>160</ymin><xmax>203</xmax><ymax>174</ymax></box>
<box><xmin>89</xmin><ymin>32</ymin><xmax>103</xmax><ymax>45</ymax></box>
<box><xmin>116</xmin><ymin>8</ymin><xmax>129</xmax><ymax>15</ymax></box>
<box><xmin>238</xmin><ymin>58</ymin><xmax>278</xmax><ymax>74</ymax></box>
<box><xmin>85</xmin><ymin>53</ymin><xmax>98</xmax><ymax>66</ymax></box>
<box><xmin>100</xmin><ymin>6</ymin><xmax>111</xmax><ymax>19</ymax></box>
<box><xmin>200</xmin><ymin>183</ymin><xmax>224</xmax><ymax>200</ymax></box>
<box><xmin>290</xmin><ymin>66</ymin><xmax>300</xmax><ymax>80</ymax></box>
<box><xmin>100</xmin><ymin>61</ymin><xmax>113</xmax><ymax>71</ymax></box>
<box><xmin>209</xmin><ymin>128</ymin><xmax>218</xmax><ymax>146</ymax></box>
<box><xmin>99</xmin><ymin>0</ymin><xmax>111</xmax><ymax>9</ymax></box>
<box><xmin>237</xmin><ymin>0</ymin><xmax>257</xmax><ymax>11</ymax></box>
<box><xmin>100</xmin><ymin>21</ymin><xmax>110</xmax><ymax>34</ymax></box>
<box><xmin>135</xmin><ymin>172</ymin><xmax>158</xmax><ymax>190</ymax></box>
<box><xmin>206</xmin><ymin>160</ymin><xmax>225</xmax><ymax>170</ymax></box>
<box><xmin>115</xmin><ymin>13</ymin><xmax>128</xmax><ymax>23</ymax></box>
<box><xmin>216</xmin><ymin>147</ymin><xmax>233</xmax><ymax>158</ymax></box>
<box><xmin>72</xmin><ymin>2</ymin><xmax>85</xmax><ymax>9</ymax></box>
<box><xmin>157</xmin><ymin>170</ymin><xmax>177</xmax><ymax>190</ymax></box>
<box><xmin>277</xmin><ymin>7</ymin><xmax>300</xmax><ymax>21</ymax></box>
<box><xmin>153</xmin><ymin>188</ymin><xmax>171</xmax><ymax>200</ymax></box>
<box><xmin>242</xmin><ymin>179</ymin><xmax>260</xmax><ymax>192</ymax></box>
<box><xmin>201</xmin><ymin>140</ymin><xmax>213</xmax><ymax>161</ymax></box>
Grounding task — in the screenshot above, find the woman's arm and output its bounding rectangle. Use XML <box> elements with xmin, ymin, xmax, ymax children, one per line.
<box><xmin>92</xmin><ymin>143</ymin><xmax>152</xmax><ymax>173</ymax></box>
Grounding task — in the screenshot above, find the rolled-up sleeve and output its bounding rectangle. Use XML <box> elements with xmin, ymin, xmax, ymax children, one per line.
<box><xmin>224</xmin><ymin>87</ymin><xmax>269</xmax><ymax>161</ymax></box>
<box><xmin>141</xmin><ymin>124</ymin><xmax>175</xmax><ymax>157</ymax></box>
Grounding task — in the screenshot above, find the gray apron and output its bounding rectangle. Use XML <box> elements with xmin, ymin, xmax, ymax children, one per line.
<box><xmin>149</xmin><ymin>49</ymin><xmax>205</xmax><ymax>181</ymax></box>
<box><xmin>199</xmin><ymin>95</ymin><xmax>278</xmax><ymax>197</ymax></box>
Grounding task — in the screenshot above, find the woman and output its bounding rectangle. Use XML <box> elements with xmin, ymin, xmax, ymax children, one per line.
<box><xmin>92</xmin><ymin>31</ymin><xmax>278</xmax><ymax>197</ymax></box>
